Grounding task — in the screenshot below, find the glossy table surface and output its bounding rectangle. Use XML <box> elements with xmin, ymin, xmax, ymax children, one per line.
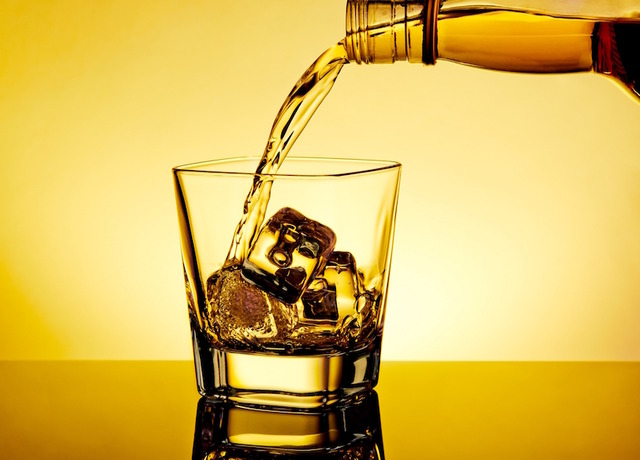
<box><xmin>1</xmin><ymin>361</ymin><xmax>639</xmax><ymax>459</ymax></box>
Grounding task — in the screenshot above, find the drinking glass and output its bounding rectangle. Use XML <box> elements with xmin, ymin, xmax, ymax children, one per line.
<box><xmin>174</xmin><ymin>157</ymin><xmax>401</xmax><ymax>408</ymax></box>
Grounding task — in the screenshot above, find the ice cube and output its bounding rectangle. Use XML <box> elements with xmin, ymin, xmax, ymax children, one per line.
<box><xmin>300</xmin><ymin>251</ymin><xmax>361</xmax><ymax>323</ymax></box>
<box><xmin>301</xmin><ymin>278</ymin><xmax>338</xmax><ymax>321</ymax></box>
<box><xmin>208</xmin><ymin>266</ymin><xmax>278</xmax><ymax>344</ymax></box>
<box><xmin>242</xmin><ymin>207</ymin><xmax>336</xmax><ymax>304</ymax></box>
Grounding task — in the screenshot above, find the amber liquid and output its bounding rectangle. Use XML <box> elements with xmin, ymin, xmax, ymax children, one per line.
<box><xmin>437</xmin><ymin>10</ymin><xmax>639</xmax><ymax>98</ymax></box>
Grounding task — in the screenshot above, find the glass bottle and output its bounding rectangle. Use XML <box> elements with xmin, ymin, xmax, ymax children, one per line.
<box><xmin>345</xmin><ymin>0</ymin><xmax>640</xmax><ymax>99</ymax></box>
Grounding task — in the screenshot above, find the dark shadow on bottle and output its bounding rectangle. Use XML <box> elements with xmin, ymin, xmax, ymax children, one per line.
<box><xmin>192</xmin><ymin>391</ymin><xmax>384</xmax><ymax>459</ymax></box>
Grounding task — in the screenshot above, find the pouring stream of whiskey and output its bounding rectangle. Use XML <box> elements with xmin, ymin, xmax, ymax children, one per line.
<box><xmin>226</xmin><ymin>42</ymin><xmax>349</xmax><ymax>263</ymax></box>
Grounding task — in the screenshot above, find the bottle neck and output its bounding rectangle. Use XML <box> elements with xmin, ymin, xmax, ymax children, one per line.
<box><xmin>345</xmin><ymin>0</ymin><xmax>438</xmax><ymax>64</ymax></box>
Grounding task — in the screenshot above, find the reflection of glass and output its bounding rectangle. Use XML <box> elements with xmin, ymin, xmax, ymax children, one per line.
<box><xmin>192</xmin><ymin>391</ymin><xmax>384</xmax><ymax>459</ymax></box>
<box><xmin>174</xmin><ymin>158</ymin><xmax>401</xmax><ymax>408</ymax></box>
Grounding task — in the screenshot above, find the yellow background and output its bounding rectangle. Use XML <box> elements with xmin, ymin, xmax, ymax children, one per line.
<box><xmin>1</xmin><ymin>0</ymin><xmax>639</xmax><ymax>360</ymax></box>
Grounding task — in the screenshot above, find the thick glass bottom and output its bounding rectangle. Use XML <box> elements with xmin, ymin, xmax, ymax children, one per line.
<box><xmin>191</xmin><ymin>321</ymin><xmax>381</xmax><ymax>409</ymax></box>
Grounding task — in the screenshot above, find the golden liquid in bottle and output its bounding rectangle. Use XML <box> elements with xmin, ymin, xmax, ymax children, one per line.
<box><xmin>437</xmin><ymin>10</ymin><xmax>639</xmax><ymax>97</ymax></box>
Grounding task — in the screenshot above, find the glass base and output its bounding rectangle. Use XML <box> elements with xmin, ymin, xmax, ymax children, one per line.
<box><xmin>191</xmin><ymin>322</ymin><xmax>381</xmax><ymax>409</ymax></box>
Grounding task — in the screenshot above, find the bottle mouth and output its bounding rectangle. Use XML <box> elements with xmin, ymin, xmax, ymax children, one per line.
<box><xmin>345</xmin><ymin>0</ymin><xmax>437</xmax><ymax>64</ymax></box>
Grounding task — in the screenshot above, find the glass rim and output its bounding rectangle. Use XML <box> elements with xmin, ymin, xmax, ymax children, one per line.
<box><xmin>172</xmin><ymin>156</ymin><xmax>401</xmax><ymax>178</ymax></box>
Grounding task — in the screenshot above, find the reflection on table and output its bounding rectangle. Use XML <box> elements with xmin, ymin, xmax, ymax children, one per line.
<box><xmin>193</xmin><ymin>392</ymin><xmax>382</xmax><ymax>459</ymax></box>
<box><xmin>0</xmin><ymin>361</ymin><xmax>639</xmax><ymax>459</ymax></box>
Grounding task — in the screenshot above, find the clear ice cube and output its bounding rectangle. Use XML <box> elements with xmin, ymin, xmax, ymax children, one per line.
<box><xmin>242</xmin><ymin>207</ymin><xmax>336</xmax><ymax>304</ymax></box>
<box><xmin>300</xmin><ymin>251</ymin><xmax>361</xmax><ymax>323</ymax></box>
<box><xmin>301</xmin><ymin>278</ymin><xmax>338</xmax><ymax>321</ymax></box>
<box><xmin>206</xmin><ymin>265</ymin><xmax>299</xmax><ymax>349</ymax></box>
<box><xmin>208</xmin><ymin>266</ymin><xmax>277</xmax><ymax>344</ymax></box>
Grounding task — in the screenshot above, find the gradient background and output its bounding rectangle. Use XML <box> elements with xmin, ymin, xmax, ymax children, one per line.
<box><xmin>1</xmin><ymin>0</ymin><xmax>639</xmax><ymax>361</ymax></box>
